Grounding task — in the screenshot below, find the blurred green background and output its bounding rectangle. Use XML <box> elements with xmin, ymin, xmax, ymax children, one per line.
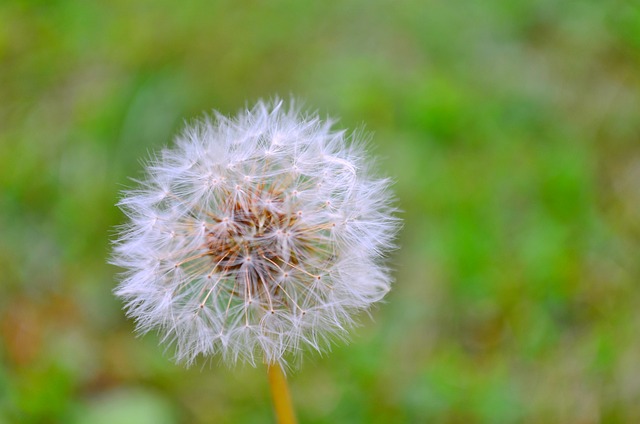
<box><xmin>1</xmin><ymin>0</ymin><xmax>639</xmax><ymax>422</ymax></box>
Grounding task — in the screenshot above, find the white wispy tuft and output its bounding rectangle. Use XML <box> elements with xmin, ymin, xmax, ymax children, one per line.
<box><xmin>112</xmin><ymin>99</ymin><xmax>400</xmax><ymax>368</ymax></box>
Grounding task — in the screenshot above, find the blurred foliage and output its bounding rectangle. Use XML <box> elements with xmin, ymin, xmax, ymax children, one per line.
<box><xmin>1</xmin><ymin>0</ymin><xmax>640</xmax><ymax>423</ymax></box>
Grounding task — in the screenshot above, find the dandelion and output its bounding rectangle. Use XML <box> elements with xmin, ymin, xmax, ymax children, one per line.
<box><xmin>112</xmin><ymin>99</ymin><xmax>399</xmax><ymax>422</ymax></box>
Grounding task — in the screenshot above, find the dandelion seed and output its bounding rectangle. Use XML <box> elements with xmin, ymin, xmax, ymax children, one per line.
<box><xmin>112</xmin><ymin>99</ymin><xmax>399</xmax><ymax>368</ymax></box>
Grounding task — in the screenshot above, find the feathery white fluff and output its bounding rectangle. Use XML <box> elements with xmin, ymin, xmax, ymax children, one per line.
<box><xmin>112</xmin><ymin>100</ymin><xmax>399</xmax><ymax>367</ymax></box>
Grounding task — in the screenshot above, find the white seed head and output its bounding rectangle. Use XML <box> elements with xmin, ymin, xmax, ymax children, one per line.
<box><xmin>112</xmin><ymin>99</ymin><xmax>399</xmax><ymax>367</ymax></box>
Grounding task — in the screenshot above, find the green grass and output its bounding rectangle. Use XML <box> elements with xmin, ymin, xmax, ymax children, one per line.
<box><xmin>1</xmin><ymin>0</ymin><xmax>640</xmax><ymax>422</ymax></box>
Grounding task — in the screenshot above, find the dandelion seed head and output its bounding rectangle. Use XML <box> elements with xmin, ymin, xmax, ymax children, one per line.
<box><xmin>112</xmin><ymin>99</ymin><xmax>399</xmax><ymax>367</ymax></box>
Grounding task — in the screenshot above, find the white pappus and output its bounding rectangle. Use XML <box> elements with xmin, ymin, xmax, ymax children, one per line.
<box><xmin>112</xmin><ymin>99</ymin><xmax>400</xmax><ymax>368</ymax></box>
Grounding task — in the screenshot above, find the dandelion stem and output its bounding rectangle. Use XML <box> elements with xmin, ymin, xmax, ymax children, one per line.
<box><xmin>267</xmin><ymin>363</ymin><xmax>297</xmax><ymax>424</ymax></box>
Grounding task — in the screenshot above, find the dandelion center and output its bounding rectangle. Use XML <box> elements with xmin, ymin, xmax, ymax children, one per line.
<box><xmin>209</xmin><ymin>197</ymin><xmax>288</xmax><ymax>273</ymax></box>
<box><xmin>205</xmin><ymin>195</ymin><xmax>289</xmax><ymax>273</ymax></box>
<box><xmin>198</xmin><ymin>182</ymin><xmax>333</xmax><ymax>318</ymax></box>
